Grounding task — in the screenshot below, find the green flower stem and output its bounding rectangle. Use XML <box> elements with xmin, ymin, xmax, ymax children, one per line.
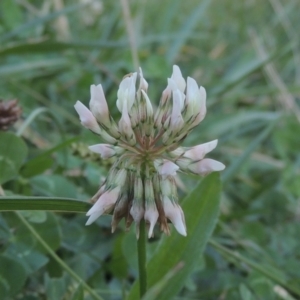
<box><xmin>16</xmin><ymin>211</ymin><xmax>104</xmax><ymax>300</ymax></box>
<box><xmin>137</xmin><ymin>218</ymin><xmax>147</xmax><ymax>297</ymax></box>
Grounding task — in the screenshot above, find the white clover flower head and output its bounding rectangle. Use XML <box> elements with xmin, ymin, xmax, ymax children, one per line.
<box><xmin>74</xmin><ymin>65</ymin><xmax>225</xmax><ymax>238</ymax></box>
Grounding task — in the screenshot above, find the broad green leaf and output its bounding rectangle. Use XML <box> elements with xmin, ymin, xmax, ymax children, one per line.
<box><xmin>5</xmin><ymin>243</ymin><xmax>49</xmax><ymax>275</ymax></box>
<box><xmin>108</xmin><ymin>233</ymin><xmax>128</xmax><ymax>279</ymax></box>
<box><xmin>0</xmin><ymin>255</ymin><xmax>27</xmax><ymax>297</ymax></box>
<box><xmin>21</xmin><ymin>211</ymin><xmax>47</xmax><ymax>223</ymax></box>
<box><xmin>8</xmin><ymin>212</ymin><xmax>62</xmax><ymax>254</ymax></box>
<box><xmin>21</xmin><ymin>156</ymin><xmax>53</xmax><ymax>178</ymax></box>
<box><xmin>44</xmin><ymin>273</ymin><xmax>68</xmax><ymax>300</ymax></box>
<box><xmin>0</xmin><ymin>197</ymin><xmax>91</xmax><ymax>212</ymax></box>
<box><xmin>30</xmin><ymin>175</ymin><xmax>79</xmax><ymax>198</ymax></box>
<box><xmin>127</xmin><ymin>173</ymin><xmax>221</xmax><ymax>299</ymax></box>
<box><xmin>71</xmin><ymin>284</ymin><xmax>84</xmax><ymax>300</ymax></box>
<box><xmin>21</xmin><ymin>137</ymin><xmax>79</xmax><ymax>178</ymax></box>
<box><xmin>141</xmin><ymin>262</ymin><xmax>184</xmax><ymax>300</ymax></box>
<box><xmin>0</xmin><ymin>132</ymin><xmax>28</xmax><ymax>184</ymax></box>
<box><xmin>239</xmin><ymin>284</ymin><xmax>253</xmax><ymax>300</ymax></box>
<box><xmin>1</xmin><ymin>0</ymin><xmax>23</xmax><ymax>29</ymax></box>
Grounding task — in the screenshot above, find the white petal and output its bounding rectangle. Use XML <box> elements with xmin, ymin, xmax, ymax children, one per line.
<box><xmin>144</xmin><ymin>205</ymin><xmax>159</xmax><ymax>238</ymax></box>
<box><xmin>184</xmin><ymin>140</ymin><xmax>218</xmax><ymax>160</ymax></box>
<box><xmin>171</xmin><ymin>65</ymin><xmax>186</xmax><ymax>92</ymax></box>
<box><xmin>170</xmin><ymin>90</ymin><xmax>184</xmax><ymax>131</ymax></box>
<box><xmin>117</xmin><ymin>73</ymin><xmax>137</xmax><ymax>112</ymax></box>
<box><xmin>130</xmin><ymin>203</ymin><xmax>145</xmax><ymax>239</ymax></box>
<box><xmin>86</xmin><ymin>211</ymin><xmax>103</xmax><ymax>226</ymax></box>
<box><xmin>188</xmin><ymin>158</ymin><xmax>225</xmax><ymax>175</ymax></box>
<box><xmin>85</xmin><ymin>187</ymin><xmax>120</xmax><ymax>225</ymax></box>
<box><xmin>74</xmin><ymin>101</ymin><xmax>101</xmax><ymax>134</ymax></box>
<box><xmin>185</xmin><ymin>78</ymin><xmax>207</xmax><ymax>126</ymax></box>
<box><xmin>88</xmin><ymin>144</ymin><xmax>115</xmax><ymax>159</ymax></box>
<box><xmin>160</xmin><ymin>160</ymin><xmax>179</xmax><ymax>178</ymax></box>
<box><xmin>141</xmin><ymin>90</ymin><xmax>153</xmax><ymax>116</ymax></box>
<box><xmin>138</xmin><ymin>67</ymin><xmax>148</xmax><ymax>91</ymax></box>
<box><xmin>163</xmin><ymin>196</ymin><xmax>186</xmax><ymax>236</ymax></box>
<box><xmin>118</xmin><ymin>98</ymin><xmax>136</xmax><ymax>144</ymax></box>
<box><xmin>128</xmin><ymin>73</ymin><xmax>137</xmax><ymax>110</ymax></box>
<box><xmin>130</xmin><ymin>203</ymin><xmax>144</xmax><ymax>223</ymax></box>
<box><xmin>89</xmin><ymin>84</ymin><xmax>109</xmax><ymax>124</ymax></box>
<box><xmin>186</xmin><ymin>77</ymin><xmax>199</xmax><ymax>105</ymax></box>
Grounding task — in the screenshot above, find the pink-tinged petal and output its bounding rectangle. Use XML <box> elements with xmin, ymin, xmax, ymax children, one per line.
<box><xmin>188</xmin><ymin>158</ymin><xmax>225</xmax><ymax>175</ymax></box>
<box><xmin>86</xmin><ymin>187</ymin><xmax>120</xmax><ymax>225</ymax></box>
<box><xmin>163</xmin><ymin>196</ymin><xmax>187</xmax><ymax>236</ymax></box>
<box><xmin>144</xmin><ymin>205</ymin><xmax>159</xmax><ymax>238</ymax></box>
<box><xmin>74</xmin><ymin>101</ymin><xmax>101</xmax><ymax>134</ymax></box>
<box><xmin>88</xmin><ymin>144</ymin><xmax>115</xmax><ymax>159</ymax></box>
<box><xmin>89</xmin><ymin>84</ymin><xmax>110</xmax><ymax>124</ymax></box>
<box><xmin>184</xmin><ymin>140</ymin><xmax>218</xmax><ymax>160</ymax></box>
<box><xmin>154</xmin><ymin>159</ymin><xmax>179</xmax><ymax>178</ymax></box>
<box><xmin>171</xmin><ymin>65</ymin><xmax>186</xmax><ymax>92</ymax></box>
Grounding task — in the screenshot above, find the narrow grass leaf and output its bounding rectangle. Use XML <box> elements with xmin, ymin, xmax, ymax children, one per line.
<box><xmin>167</xmin><ymin>0</ymin><xmax>211</xmax><ymax>63</ymax></box>
<box><xmin>222</xmin><ymin>120</ymin><xmax>277</xmax><ymax>184</ymax></box>
<box><xmin>0</xmin><ymin>2</ymin><xmax>91</xmax><ymax>43</ymax></box>
<box><xmin>0</xmin><ymin>197</ymin><xmax>91</xmax><ymax>212</ymax></box>
<box><xmin>210</xmin><ymin>239</ymin><xmax>300</xmax><ymax>296</ymax></box>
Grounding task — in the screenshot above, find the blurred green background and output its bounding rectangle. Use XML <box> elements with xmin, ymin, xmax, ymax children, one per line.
<box><xmin>1</xmin><ymin>0</ymin><xmax>300</xmax><ymax>299</ymax></box>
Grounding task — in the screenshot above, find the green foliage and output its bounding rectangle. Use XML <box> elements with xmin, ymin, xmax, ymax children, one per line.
<box><xmin>0</xmin><ymin>0</ymin><xmax>300</xmax><ymax>299</ymax></box>
<box><xmin>0</xmin><ymin>132</ymin><xmax>28</xmax><ymax>184</ymax></box>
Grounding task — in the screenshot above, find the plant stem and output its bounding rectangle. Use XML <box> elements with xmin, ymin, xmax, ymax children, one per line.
<box><xmin>16</xmin><ymin>211</ymin><xmax>104</xmax><ymax>300</ymax></box>
<box><xmin>137</xmin><ymin>218</ymin><xmax>147</xmax><ymax>297</ymax></box>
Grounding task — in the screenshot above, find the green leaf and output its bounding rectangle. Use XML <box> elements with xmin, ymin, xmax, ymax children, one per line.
<box><xmin>127</xmin><ymin>173</ymin><xmax>221</xmax><ymax>299</ymax></box>
<box><xmin>167</xmin><ymin>0</ymin><xmax>211</xmax><ymax>63</ymax></box>
<box><xmin>0</xmin><ymin>2</ymin><xmax>92</xmax><ymax>43</ymax></box>
<box><xmin>21</xmin><ymin>137</ymin><xmax>79</xmax><ymax>178</ymax></box>
<box><xmin>1</xmin><ymin>0</ymin><xmax>23</xmax><ymax>29</ymax></box>
<box><xmin>108</xmin><ymin>233</ymin><xmax>128</xmax><ymax>279</ymax></box>
<box><xmin>9</xmin><ymin>212</ymin><xmax>62</xmax><ymax>254</ymax></box>
<box><xmin>0</xmin><ymin>197</ymin><xmax>91</xmax><ymax>212</ymax></box>
<box><xmin>70</xmin><ymin>284</ymin><xmax>84</xmax><ymax>300</ymax></box>
<box><xmin>221</xmin><ymin>121</ymin><xmax>277</xmax><ymax>184</ymax></box>
<box><xmin>44</xmin><ymin>273</ymin><xmax>68</xmax><ymax>300</ymax></box>
<box><xmin>30</xmin><ymin>175</ymin><xmax>79</xmax><ymax>198</ymax></box>
<box><xmin>0</xmin><ymin>255</ymin><xmax>27</xmax><ymax>297</ymax></box>
<box><xmin>239</xmin><ymin>284</ymin><xmax>253</xmax><ymax>300</ymax></box>
<box><xmin>141</xmin><ymin>262</ymin><xmax>184</xmax><ymax>300</ymax></box>
<box><xmin>0</xmin><ymin>132</ymin><xmax>28</xmax><ymax>184</ymax></box>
